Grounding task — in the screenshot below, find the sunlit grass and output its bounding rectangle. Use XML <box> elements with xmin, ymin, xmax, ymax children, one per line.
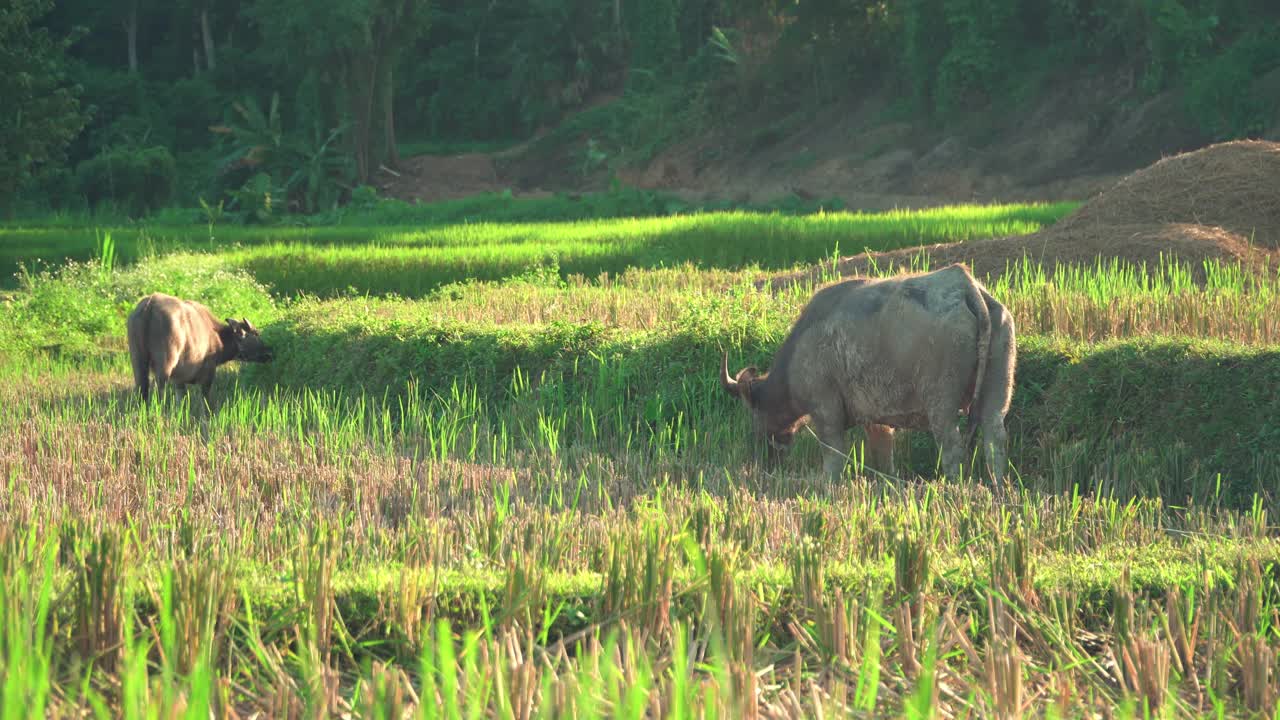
<box><xmin>0</xmin><ymin>202</ymin><xmax>1074</xmax><ymax>293</ymax></box>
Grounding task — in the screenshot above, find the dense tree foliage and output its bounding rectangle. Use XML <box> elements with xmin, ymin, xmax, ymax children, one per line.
<box><xmin>0</xmin><ymin>0</ymin><xmax>87</xmax><ymax>215</ymax></box>
<box><xmin>8</xmin><ymin>0</ymin><xmax>1280</xmax><ymax>216</ymax></box>
<box><xmin>246</xmin><ymin>0</ymin><xmax>430</xmax><ymax>184</ymax></box>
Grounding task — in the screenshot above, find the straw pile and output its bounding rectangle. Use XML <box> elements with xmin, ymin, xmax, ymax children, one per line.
<box><xmin>766</xmin><ymin>140</ymin><xmax>1280</xmax><ymax>289</ymax></box>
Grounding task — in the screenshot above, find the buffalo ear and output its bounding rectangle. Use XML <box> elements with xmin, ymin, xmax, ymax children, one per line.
<box><xmin>242</xmin><ymin>317</ymin><xmax>254</xmax><ymax>332</ymax></box>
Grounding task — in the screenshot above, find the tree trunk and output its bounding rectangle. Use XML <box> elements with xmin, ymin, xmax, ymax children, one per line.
<box><xmin>345</xmin><ymin>54</ymin><xmax>377</xmax><ymax>184</ymax></box>
<box><xmin>359</xmin><ymin>50</ymin><xmax>382</xmax><ymax>183</ymax></box>
<box><xmin>124</xmin><ymin>1</ymin><xmax>138</xmax><ymax>73</ymax></box>
<box><xmin>383</xmin><ymin>66</ymin><xmax>399</xmax><ymax>169</ymax></box>
<box><xmin>201</xmin><ymin>9</ymin><xmax>216</xmax><ymax>70</ymax></box>
<box><xmin>192</xmin><ymin>21</ymin><xmax>202</xmax><ymax>75</ymax></box>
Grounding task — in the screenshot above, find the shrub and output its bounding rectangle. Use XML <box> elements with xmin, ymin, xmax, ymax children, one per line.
<box><xmin>72</xmin><ymin>66</ymin><xmax>151</xmax><ymax>154</ymax></box>
<box><xmin>15</xmin><ymin>166</ymin><xmax>81</xmax><ymax>213</ymax></box>
<box><xmin>165</xmin><ymin>77</ymin><xmax>221</xmax><ymax>151</ymax></box>
<box><xmin>76</xmin><ymin>146</ymin><xmax>177</xmax><ymax>217</ymax></box>
<box><xmin>1184</xmin><ymin>28</ymin><xmax>1280</xmax><ymax>139</ymax></box>
<box><xmin>1140</xmin><ymin>0</ymin><xmax>1219</xmax><ymax>93</ymax></box>
<box><xmin>0</xmin><ymin>254</ymin><xmax>274</xmax><ymax>359</ymax></box>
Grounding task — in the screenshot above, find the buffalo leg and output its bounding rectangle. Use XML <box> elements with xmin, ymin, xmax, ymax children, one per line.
<box><xmin>150</xmin><ymin>351</ymin><xmax>178</xmax><ymax>406</ymax></box>
<box><xmin>970</xmin><ymin>294</ymin><xmax>1015</xmax><ymax>484</ymax></box>
<box><xmin>152</xmin><ymin>374</ymin><xmax>169</xmax><ymax>401</ymax></box>
<box><xmin>131</xmin><ymin>353</ymin><xmax>151</xmax><ymax>402</ymax></box>
<box><xmin>863</xmin><ymin>424</ymin><xmax>895</xmax><ymax>477</ymax></box>
<box><xmin>980</xmin><ymin>415</ymin><xmax>1009</xmax><ymax>483</ymax></box>
<box><xmin>930</xmin><ymin>410</ymin><xmax>967</xmax><ymax>480</ymax></box>
<box><xmin>199</xmin><ymin>377</ymin><xmax>215</xmax><ymax>415</ymax></box>
<box><xmin>811</xmin><ymin>419</ymin><xmax>849</xmax><ymax>481</ymax></box>
<box><xmin>820</xmin><ymin>438</ymin><xmax>847</xmax><ymax>480</ymax></box>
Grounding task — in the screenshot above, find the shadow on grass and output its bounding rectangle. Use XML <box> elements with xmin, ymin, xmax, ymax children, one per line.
<box><xmin>234</xmin><ymin>316</ymin><xmax>1280</xmax><ymax>510</ymax></box>
<box><xmin>18</xmin><ymin>319</ymin><xmax>1278</xmax><ymax>513</ymax></box>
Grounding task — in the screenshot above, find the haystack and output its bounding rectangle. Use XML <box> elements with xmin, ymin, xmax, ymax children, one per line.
<box><xmin>1056</xmin><ymin>140</ymin><xmax>1280</xmax><ymax>247</ymax></box>
<box><xmin>764</xmin><ymin>140</ymin><xmax>1280</xmax><ymax>290</ymax></box>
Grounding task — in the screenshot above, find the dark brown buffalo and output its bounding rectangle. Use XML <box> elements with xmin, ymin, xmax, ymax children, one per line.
<box><xmin>126</xmin><ymin>292</ymin><xmax>273</xmax><ymax>402</ymax></box>
<box><xmin>721</xmin><ymin>264</ymin><xmax>1016</xmax><ymax>481</ymax></box>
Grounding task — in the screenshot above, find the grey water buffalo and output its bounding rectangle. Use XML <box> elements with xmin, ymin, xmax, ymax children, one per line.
<box><xmin>721</xmin><ymin>264</ymin><xmax>1015</xmax><ymax>481</ymax></box>
<box><xmin>126</xmin><ymin>292</ymin><xmax>273</xmax><ymax>403</ymax></box>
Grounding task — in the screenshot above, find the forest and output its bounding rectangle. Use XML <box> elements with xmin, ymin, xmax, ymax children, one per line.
<box><xmin>6</xmin><ymin>0</ymin><xmax>1280</xmax><ymax>219</ymax></box>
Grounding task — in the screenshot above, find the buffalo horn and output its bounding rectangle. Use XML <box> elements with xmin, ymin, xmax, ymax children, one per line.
<box><xmin>720</xmin><ymin>352</ymin><xmax>739</xmax><ymax>396</ymax></box>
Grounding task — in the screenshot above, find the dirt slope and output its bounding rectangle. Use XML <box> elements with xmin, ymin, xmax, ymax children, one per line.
<box><xmin>376</xmin><ymin>153</ymin><xmax>553</xmax><ymax>203</ymax></box>
<box><xmin>375</xmin><ymin>68</ymin><xmax>1280</xmax><ymax>216</ymax></box>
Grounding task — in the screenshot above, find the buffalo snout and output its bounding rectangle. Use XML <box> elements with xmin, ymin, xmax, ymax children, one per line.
<box><xmin>239</xmin><ymin>338</ymin><xmax>274</xmax><ymax>363</ymax></box>
<box><xmin>250</xmin><ymin>349</ymin><xmax>274</xmax><ymax>363</ymax></box>
<box><xmin>748</xmin><ymin>428</ymin><xmax>793</xmax><ymax>468</ymax></box>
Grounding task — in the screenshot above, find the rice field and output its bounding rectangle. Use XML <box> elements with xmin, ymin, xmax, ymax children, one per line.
<box><xmin>2</xmin><ymin>204</ymin><xmax>1279</xmax><ymax>718</ymax></box>
<box><xmin>0</xmin><ymin>203</ymin><xmax>1074</xmax><ymax>294</ymax></box>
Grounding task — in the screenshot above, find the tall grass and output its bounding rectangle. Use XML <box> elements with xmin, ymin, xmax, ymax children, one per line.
<box><xmin>287</xmin><ymin>254</ymin><xmax>1280</xmax><ymax>344</ymax></box>
<box><xmin>991</xmin><ymin>255</ymin><xmax>1280</xmax><ymax>343</ymax></box>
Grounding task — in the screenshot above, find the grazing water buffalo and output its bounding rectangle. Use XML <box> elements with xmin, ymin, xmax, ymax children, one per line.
<box><xmin>127</xmin><ymin>292</ymin><xmax>273</xmax><ymax>403</ymax></box>
<box><xmin>721</xmin><ymin>264</ymin><xmax>1015</xmax><ymax>481</ymax></box>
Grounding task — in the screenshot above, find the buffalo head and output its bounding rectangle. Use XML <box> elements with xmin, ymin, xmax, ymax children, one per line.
<box><xmin>225</xmin><ymin>318</ymin><xmax>274</xmax><ymax>363</ymax></box>
<box><xmin>720</xmin><ymin>352</ymin><xmax>798</xmax><ymax>462</ymax></box>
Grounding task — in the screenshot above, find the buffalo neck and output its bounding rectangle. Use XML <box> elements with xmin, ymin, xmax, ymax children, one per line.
<box><xmin>754</xmin><ymin>326</ymin><xmax>808</xmax><ymax>426</ymax></box>
<box><xmin>214</xmin><ymin>325</ymin><xmax>240</xmax><ymax>365</ymax></box>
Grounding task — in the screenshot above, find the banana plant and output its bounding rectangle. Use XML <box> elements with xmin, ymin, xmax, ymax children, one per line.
<box><xmin>285</xmin><ymin>121</ymin><xmax>351</xmax><ymax>214</ymax></box>
<box><xmin>212</xmin><ymin>92</ymin><xmax>350</xmax><ymax>217</ymax></box>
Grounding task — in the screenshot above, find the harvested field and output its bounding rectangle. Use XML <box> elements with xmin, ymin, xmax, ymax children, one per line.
<box><xmin>5</xmin><ymin>198</ymin><xmax>1280</xmax><ymax>717</ymax></box>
